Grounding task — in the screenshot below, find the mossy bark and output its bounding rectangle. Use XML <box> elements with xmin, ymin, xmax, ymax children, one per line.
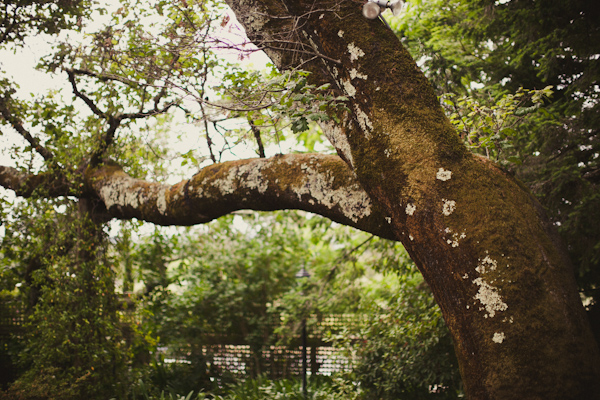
<box><xmin>85</xmin><ymin>154</ymin><xmax>395</xmax><ymax>239</ymax></box>
<box><xmin>226</xmin><ymin>0</ymin><xmax>600</xmax><ymax>398</ymax></box>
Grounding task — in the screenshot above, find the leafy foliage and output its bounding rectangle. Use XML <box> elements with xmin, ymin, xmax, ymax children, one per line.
<box><xmin>1</xmin><ymin>0</ymin><xmax>356</xmax><ymax>396</ymax></box>
<box><xmin>442</xmin><ymin>86</ymin><xmax>554</xmax><ymax>162</ymax></box>
<box><xmin>208</xmin><ymin>375</ymin><xmax>352</xmax><ymax>400</ymax></box>
<box><xmin>216</xmin><ymin>67</ymin><xmax>348</xmax><ymax>135</ymax></box>
<box><xmin>332</xmin><ymin>272</ymin><xmax>460</xmax><ymax>400</ymax></box>
<box><xmin>107</xmin><ymin>210</ymin><xmax>459</xmax><ymax>399</ymax></box>
<box><xmin>6</xmin><ymin>0</ymin><xmax>577</xmax><ymax>397</ymax></box>
<box><xmin>127</xmin><ymin>375</ymin><xmax>356</xmax><ymax>400</ymax></box>
<box><xmin>0</xmin><ymin>200</ymin><xmax>130</xmax><ymax>400</ymax></box>
<box><xmin>127</xmin><ymin>212</ymin><xmax>375</xmax><ymax>391</ymax></box>
<box><xmin>0</xmin><ymin>0</ymin><xmax>91</xmax><ymax>47</ymax></box>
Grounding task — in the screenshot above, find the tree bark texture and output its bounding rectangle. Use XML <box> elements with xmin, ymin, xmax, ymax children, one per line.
<box><xmin>1</xmin><ymin>0</ymin><xmax>600</xmax><ymax>398</ymax></box>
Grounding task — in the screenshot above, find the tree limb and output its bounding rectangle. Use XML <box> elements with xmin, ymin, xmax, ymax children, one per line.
<box><xmin>249</xmin><ymin>119</ymin><xmax>266</xmax><ymax>158</ymax></box>
<box><xmin>85</xmin><ymin>153</ymin><xmax>396</xmax><ymax>240</ymax></box>
<box><xmin>0</xmin><ymin>165</ymin><xmax>73</xmax><ymax>197</ymax></box>
<box><xmin>0</xmin><ymin>97</ymin><xmax>54</xmax><ymax>161</ymax></box>
<box><xmin>66</xmin><ymin>68</ymin><xmax>177</xmax><ymax>165</ymax></box>
<box><xmin>66</xmin><ymin>69</ymin><xmax>107</xmax><ymax>119</ymax></box>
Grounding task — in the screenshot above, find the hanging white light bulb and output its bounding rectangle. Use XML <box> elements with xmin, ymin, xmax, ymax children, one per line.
<box><xmin>362</xmin><ymin>1</ymin><xmax>383</xmax><ymax>19</ymax></box>
<box><xmin>362</xmin><ymin>0</ymin><xmax>405</xmax><ymax>20</ymax></box>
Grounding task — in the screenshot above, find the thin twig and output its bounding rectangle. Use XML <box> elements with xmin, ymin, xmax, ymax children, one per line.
<box><xmin>248</xmin><ymin>119</ymin><xmax>266</xmax><ymax>158</ymax></box>
<box><xmin>66</xmin><ymin>69</ymin><xmax>106</xmax><ymax>119</ymax></box>
<box><xmin>317</xmin><ymin>235</ymin><xmax>375</xmax><ymax>298</ymax></box>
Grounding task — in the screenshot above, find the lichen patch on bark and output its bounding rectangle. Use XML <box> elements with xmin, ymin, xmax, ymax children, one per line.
<box><xmin>246</xmin><ymin>9</ymin><xmax>268</xmax><ymax>31</ymax></box>
<box><xmin>444</xmin><ymin>229</ymin><xmax>465</xmax><ymax>248</ymax></box>
<box><xmin>473</xmin><ymin>277</ymin><xmax>508</xmax><ymax>318</ymax></box>
<box><xmin>156</xmin><ymin>187</ymin><xmax>168</xmax><ymax>214</ymax></box>
<box><xmin>493</xmin><ymin>332</ymin><xmax>505</xmax><ymax>343</ymax></box>
<box><xmin>97</xmin><ymin>174</ymin><xmax>170</xmax><ymax>217</ymax></box>
<box><xmin>213</xmin><ymin>159</ymin><xmax>269</xmax><ymax>195</ymax></box>
<box><xmin>98</xmin><ymin>177</ymin><xmax>139</xmax><ymax>210</ymax></box>
<box><xmin>347</xmin><ymin>42</ymin><xmax>365</xmax><ymax>62</ymax></box>
<box><xmin>442</xmin><ymin>199</ymin><xmax>456</xmax><ymax>216</ymax></box>
<box><xmin>436</xmin><ymin>168</ymin><xmax>452</xmax><ymax>181</ymax></box>
<box><xmin>321</xmin><ymin>120</ymin><xmax>354</xmax><ymax>166</ymax></box>
<box><xmin>476</xmin><ymin>255</ymin><xmax>498</xmax><ymax>274</ymax></box>
<box><xmin>291</xmin><ymin>157</ymin><xmax>372</xmax><ymax>223</ymax></box>
<box><xmin>343</xmin><ymin>79</ymin><xmax>357</xmax><ymax>97</ymax></box>
<box><xmin>353</xmin><ymin>104</ymin><xmax>373</xmax><ymax>137</ymax></box>
<box><xmin>349</xmin><ymin>68</ymin><xmax>368</xmax><ymax>80</ymax></box>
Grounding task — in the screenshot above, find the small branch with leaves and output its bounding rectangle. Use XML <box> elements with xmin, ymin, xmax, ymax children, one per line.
<box><xmin>0</xmin><ymin>96</ymin><xmax>55</xmax><ymax>161</ymax></box>
<box><xmin>66</xmin><ymin>68</ymin><xmax>177</xmax><ymax>165</ymax></box>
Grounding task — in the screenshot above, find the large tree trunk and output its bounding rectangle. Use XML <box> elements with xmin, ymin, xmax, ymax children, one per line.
<box><xmin>222</xmin><ymin>0</ymin><xmax>600</xmax><ymax>398</ymax></box>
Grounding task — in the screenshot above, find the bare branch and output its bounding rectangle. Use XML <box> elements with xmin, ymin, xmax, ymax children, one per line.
<box><xmin>119</xmin><ymin>102</ymin><xmax>177</xmax><ymax>121</ymax></box>
<box><xmin>249</xmin><ymin>119</ymin><xmax>266</xmax><ymax>158</ymax></box>
<box><xmin>0</xmin><ymin>97</ymin><xmax>54</xmax><ymax>161</ymax></box>
<box><xmin>200</xmin><ymin>102</ymin><xmax>217</xmax><ymax>163</ymax></box>
<box><xmin>68</xmin><ymin>68</ymin><xmax>134</xmax><ymax>86</ymax></box>
<box><xmin>258</xmin><ymin>40</ymin><xmax>342</xmax><ymax>65</ymax></box>
<box><xmin>89</xmin><ymin>116</ymin><xmax>120</xmax><ymax>166</ymax></box>
<box><xmin>89</xmin><ymin>101</ymin><xmax>176</xmax><ymax>166</ymax></box>
<box><xmin>199</xmin><ymin>45</ymin><xmax>216</xmax><ymax>163</ymax></box>
<box><xmin>66</xmin><ymin>67</ymin><xmax>177</xmax><ymax>165</ymax></box>
<box><xmin>66</xmin><ymin>69</ymin><xmax>107</xmax><ymax>119</ymax></box>
<box><xmin>0</xmin><ymin>165</ymin><xmax>73</xmax><ymax>197</ymax></box>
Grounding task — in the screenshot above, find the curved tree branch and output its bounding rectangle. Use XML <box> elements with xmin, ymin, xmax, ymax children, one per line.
<box><xmin>2</xmin><ymin>153</ymin><xmax>396</xmax><ymax>240</ymax></box>
<box><xmin>85</xmin><ymin>153</ymin><xmax>396</xmax><ymax>240</ymax></box>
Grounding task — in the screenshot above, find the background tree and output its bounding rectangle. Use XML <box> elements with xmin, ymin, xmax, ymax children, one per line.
<box><xmin>119</xmin><ymin>210</ymin><xmax>459</xmax><ymax>399</ymax></box>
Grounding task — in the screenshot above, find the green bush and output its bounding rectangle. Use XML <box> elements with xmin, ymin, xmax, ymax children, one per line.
<box><xmin>339</xmin><ymin>273</ymin><xmax>462</xmax><ymax>399</ymax></box>
<box><xmin>1</xmin><ymin>203</ymin><xmax>131</xmax><ymax>399</ymax></box>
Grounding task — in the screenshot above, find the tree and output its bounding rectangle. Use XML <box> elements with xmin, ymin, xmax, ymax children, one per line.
<box><xmin>391</xmin><ymin>0</ymin><xmax>600</xmax><ymax>319</ymax></box>
<box><xmin>1</xmin><ymin>0</ymin><xmax>600</xmax><ymax>399</ymax></box>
